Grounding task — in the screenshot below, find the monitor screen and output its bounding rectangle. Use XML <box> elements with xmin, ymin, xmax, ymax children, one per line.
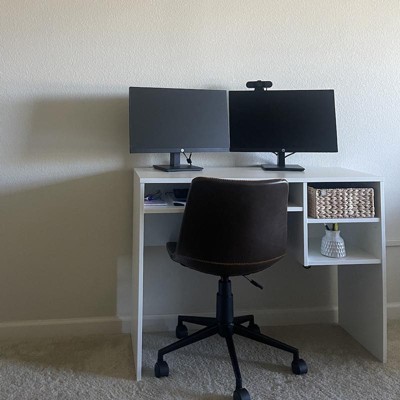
<box><xmin>129</xmin><ymin>87</ymin><xmax>229</xmax><ymax>154</ymax></box>
<box><xmin>229</xmin><ymin>89</ymin><xmax>338</xmax><ymax>153</ymax></box>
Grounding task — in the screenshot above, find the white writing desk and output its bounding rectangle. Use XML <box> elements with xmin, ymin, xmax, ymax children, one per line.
<box><xmin>132</xmin><ymin>166</ymin><xmax>386</xmax><ymax>380</ymax></box>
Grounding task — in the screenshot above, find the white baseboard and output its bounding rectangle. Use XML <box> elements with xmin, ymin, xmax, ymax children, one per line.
<box><xmin>139</xmin><ymin>306</ymin><xmax>339</xmax><ymax>333</ymax></box>
<box><xmin>386</xmin><ymin>240</ymin><xmax>400</xmax><ymax>247</ymax></box>
<box><xmin>119</xmin><ymin>315</ymin><xmax>132</xmax><ymax>334</ymax></box>
<box><xmin>388</xmin><ymin>302</ymin><xmax>400</xmax><ymax>319</ymax></box>
<box><xmin>1</xmin><ymin>303</ymin><xmax>398</xmax><ymax>340</ymax></box>
<box><xmin>132</xmin><ymin>303</ymin><xmax>400</xmax><ymax>333</ymax></box>
<box><xmin>0</xmin><ymin>316</ymin><xmax>122</xmax><ymax>340</ymax></box>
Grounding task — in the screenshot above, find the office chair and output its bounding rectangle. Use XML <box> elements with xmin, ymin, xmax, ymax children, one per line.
<box><xmin>154</xmin><ymin>177</ymin><xmax>307</xmax><ymax>400</ymax></box>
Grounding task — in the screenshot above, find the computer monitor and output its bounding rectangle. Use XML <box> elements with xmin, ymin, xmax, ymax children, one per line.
<box><xmin>229</xmin><ymin>89</ymin><xmax>338</xmax><ymax>171</ymax></box>
<box><xmin>129</xmin><ymin>87</ymin><xmax>229</xmax><ymax>172</ymax></box>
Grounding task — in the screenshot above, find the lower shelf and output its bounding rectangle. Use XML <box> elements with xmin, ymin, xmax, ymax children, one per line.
<box><xmin>306</xmin><ymin>239</ymin><xmax>381</xmax><ymax>266</ymax></box>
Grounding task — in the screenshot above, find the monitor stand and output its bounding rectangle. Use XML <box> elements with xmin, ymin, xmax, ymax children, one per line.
<box><xmin>261</xmin><ymin>151</ymin><xmax>305</xmax><ymax>172</ymax></box>
<box><xmin>153</xmin><ymin>152</ymin><xmax>203</xmax><ymax>172</ymax></box>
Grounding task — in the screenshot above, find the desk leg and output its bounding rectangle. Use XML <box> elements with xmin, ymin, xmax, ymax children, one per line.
<box><xmin>338</xmin><ymin>264</ymin><xmax>387</xmax><ymax>362</ymax></box>
<box><xmin>132</xmin><ymin>177</ymin><xmax>145</xmax><ymax>380</ymax></box>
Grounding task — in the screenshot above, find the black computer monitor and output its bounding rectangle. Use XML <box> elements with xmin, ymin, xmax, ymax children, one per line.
<box><xmin>129</xmin><ymin>87</ymin><xmax>229</xmax><ymax>171</ymax></box>
<box><xmin>229</xmin><ymin>89</ymin><xmax>338</xmax><ymax>171</ymax></box>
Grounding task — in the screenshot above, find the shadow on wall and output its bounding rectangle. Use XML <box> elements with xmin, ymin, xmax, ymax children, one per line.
<box><xmin>25</xmin><ymin>96</ymin><xmax>130</xmax><ymax>165</ymax></box>
<box><xmin>0</xmin><ymin>170</ymin><xmax>132</xmax><ymax>322</ymax></box>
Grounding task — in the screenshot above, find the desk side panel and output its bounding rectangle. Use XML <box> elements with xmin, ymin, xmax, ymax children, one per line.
<box><xmin>338</xmin><ymin>182</ymin><xmax>387</xmax><ymax>362</ymax></box>
<box><xmin>338</xmin><ymin>264</ymin><xmax>386</xmax><ymax>361</ymax></box>
<box><xmin>132</xmin><ymin>174</ymin><xmax>145</xmax><ymax>380</ymax></box>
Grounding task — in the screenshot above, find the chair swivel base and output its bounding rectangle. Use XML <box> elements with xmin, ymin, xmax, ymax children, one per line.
<box><xmin>154</xmin><ymin>278</ymin><xmax>307</xmax><ymax>400</ymax></box>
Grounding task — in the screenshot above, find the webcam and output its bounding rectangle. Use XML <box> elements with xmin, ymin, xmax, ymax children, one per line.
<box><xmin>246</xmin><ymin>80</ymin><xmax>273</xmax><ymax>91</ymax></box>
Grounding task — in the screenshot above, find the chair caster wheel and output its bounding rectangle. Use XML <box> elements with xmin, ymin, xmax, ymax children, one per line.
<box><xmin>248</xmin><ymin>323</ymin><xmax>261</xmax><ymax>334</ymax></box>
<box><xmin>154</xmin><ymin>360</ymin><xmax>169</xmax><ymax>378</ymax></box>
<box><xmin>291</xmin><ymin>358</ymin><xmax>308</xmax><ymax>375</ymax></box>
<box><xmin>175</xmin><ymin>324</ymin><xmax>188</xmax><ymax>339</ymax></box>
<box><xmin>233</xmin><ymin>388</ymin><xmax>251</xmax><ymax>400</ymax></box>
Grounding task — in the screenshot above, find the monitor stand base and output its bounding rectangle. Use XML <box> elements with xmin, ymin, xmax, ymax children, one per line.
<box><xmin>262</xmin><ymin>152</ymin><xmax>305</xmax><ymax>172</ymax></box>
<box><xmin>153</xmin><ymin>164</ymin><xmax>203</xmax><ymax>172</ymax></box>
<box><xmin>153</xmin><ymin>152</ymin><xmax>203</xmax><ymax>172</ymax></box>
<box><xmin>261</xmin><ymin>164</ymin><xmax>305</xmax><ymax>172</ymax></box>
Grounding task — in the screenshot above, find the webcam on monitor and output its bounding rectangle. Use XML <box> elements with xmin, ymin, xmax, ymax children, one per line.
<box><xmin>246</xmin><ymin>80</ymin><xmax>273</xmax><ymax>91</ymax></box>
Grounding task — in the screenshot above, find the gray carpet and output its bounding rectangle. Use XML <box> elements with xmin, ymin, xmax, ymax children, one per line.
<box><xmin>0</xmin><ymin>321</ymin><xmax>399</xmax><ymax>399</ymax></box>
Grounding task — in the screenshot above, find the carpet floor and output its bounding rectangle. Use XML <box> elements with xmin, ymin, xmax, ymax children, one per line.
<box><xmin>0</xmin><ymin>321</ymin><xmax>399</xmax><ymax>400</ymax></box>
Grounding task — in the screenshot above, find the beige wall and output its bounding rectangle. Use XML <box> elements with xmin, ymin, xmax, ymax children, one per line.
<box><xmin>1</xmin><ymin>1</ymin><xmax>399</xmax><ymax>325</ymax></box>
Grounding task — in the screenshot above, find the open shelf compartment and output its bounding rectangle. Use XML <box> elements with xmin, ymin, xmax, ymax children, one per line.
<box><xmin>307</xmin><ymin>238</ymin><xmax>381</xmax><ymax>266</ymax></box>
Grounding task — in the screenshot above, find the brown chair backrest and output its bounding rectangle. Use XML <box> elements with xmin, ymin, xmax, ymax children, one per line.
<box><xmin>172</xmin><ymin>177</ymin><xmax>289</xmax><ymax>276</ymax></box>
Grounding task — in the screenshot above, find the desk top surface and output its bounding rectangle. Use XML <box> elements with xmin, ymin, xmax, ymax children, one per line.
<box><xmin>133</xmin><ymin>166</ymin><xmax>383</xmax><ymax>184</ymax></box>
